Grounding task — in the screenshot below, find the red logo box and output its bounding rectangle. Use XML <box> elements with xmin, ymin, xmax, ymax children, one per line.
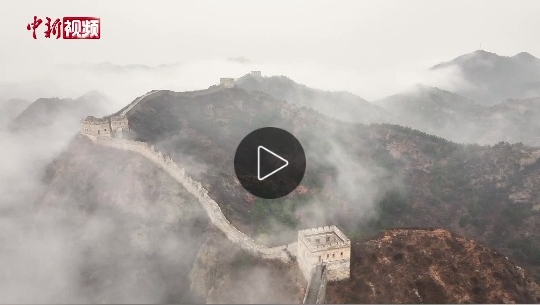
<box><xmin>62</xmin><ymin>17</ymin><xmax>100</xmax><ymax>39</ymax></box>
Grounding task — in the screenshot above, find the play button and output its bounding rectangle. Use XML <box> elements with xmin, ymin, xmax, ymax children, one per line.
<box><xmin>258</xmin><ymin>146</ymin><xmax>288</xmax><ymax>180</ymax></box>
<box><xmin>234</xmin><ymin>127</ymin><xmax>306</xmax><ymax>199</ymax></box>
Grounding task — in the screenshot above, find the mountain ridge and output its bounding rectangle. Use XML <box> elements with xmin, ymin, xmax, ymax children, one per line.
<box><xmin>10</xmin><ymin>91</ymin><xmax>111</xmax><ymax>132</ymax></box>
<box><xmin>430</xmin><ymin>50</ymin><xmax>540</xmax><ymax>104</ymax></box>
<box><xmin>107</xmin><ymin>86</ymin><xmax>540</xmax><ymax>281</ymax></box>
<box><xmin>25</xmin><ymin>78</ymin><xmax>540</xmax><ymax>303</ymax></box>
<box><xmin>376</xmin><ymin>84</ymin><xmax>540</xmax><ymax>146</ymax></box>
<box><xmin>235</xmin><ymin>72</ymin><xmax>391</xmax><ymax>124</ymax></box>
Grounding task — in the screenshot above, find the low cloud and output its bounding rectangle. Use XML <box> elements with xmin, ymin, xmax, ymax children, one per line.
<box><xmin>0</xmin><ymin>55</ymin><xmax>476</xmax><ymax>107</ymax></box>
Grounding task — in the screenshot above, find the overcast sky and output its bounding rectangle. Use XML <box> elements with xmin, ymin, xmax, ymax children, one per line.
<box><xmin>1</xmin><ymin>0</ymin><xmax>540</xmax><ymax>99</ymax></box>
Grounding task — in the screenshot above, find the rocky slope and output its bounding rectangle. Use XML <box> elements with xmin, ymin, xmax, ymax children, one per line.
<box><xmin>122</xmin><ymin>87</ymin><xmax>540</xmax><ymax>281</ymax></box>
<box><xmin>39</xmin><ymin>136</ymin><xmax>540</xmax><ymax>303</ymax></box>
<box><xmin>327</xmin><ymin>228</ymin><xmax>540</xmax><ymax>303</ymax></box>
<box><xmin>36</xmin><ymin>133</ymin><xmax>540</xmax><ymax>303</ymax></box>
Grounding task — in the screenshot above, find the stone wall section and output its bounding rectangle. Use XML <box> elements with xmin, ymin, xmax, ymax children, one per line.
<box><xmin>119</xmin><ymin>91</ymin><xmax>159</xmax><ymax>116</ymax></box>
<box><xmin>85</xmin><ymin>135</ymin><xmax>290</xmax><ymax>262</ymax></box>
<box><xmin>303</xmin><ymin>264</ymin><xmax>327</xmax><ymax>304</ymax></box>
<box><xmin>325</xmin><ymin>259</ymin><xmax>350</xmax><ymax>281</ymax></box>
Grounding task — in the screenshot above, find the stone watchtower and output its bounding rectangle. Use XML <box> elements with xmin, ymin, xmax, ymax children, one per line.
<box><xmin>250</xmin><ymin>71</ymin><xmax>262</xmax><ymax>78</ymax></box>
<box><xmin>219</xmin><ymin>78</ymin><xmax>235</xmax><ymax>88</ymax></box>
<box><xmin>80</xmin><ymin>116</ymin><xmax>111</xmax><ymax>137</ymax></box>
<box><xmin>80</xmin><ymin>115</ymin><xmax>129</xmax><ymax>138</ymax></box>
<box><xmin>297</xmin><ymin>225</ymin><xmax>351</xmax><ymax>282</ymax></box>
<box><xmin>110</xmin><ymin>115</ymin><xmax>129</xmax><ymax>138</ymax></box>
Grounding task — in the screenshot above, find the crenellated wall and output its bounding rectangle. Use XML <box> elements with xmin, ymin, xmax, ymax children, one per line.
<box><xmin>85</xmin><ymin>135</ymin><xmax>291</xmax><ymax>262</ymax></box>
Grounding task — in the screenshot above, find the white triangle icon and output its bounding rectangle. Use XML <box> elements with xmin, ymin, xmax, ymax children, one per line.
<box><xmin>257</xmin><ymin>146</ymin><xmax>289</xmax><ymax>181</ymax></box>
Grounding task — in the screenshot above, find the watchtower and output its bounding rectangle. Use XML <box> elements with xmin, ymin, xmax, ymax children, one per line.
<box><xmin>219</xmin><ymin>78</ymin><xmax>235</xmax><ymax>88</ymax></box>
<box><xmin>297</xmin><ymin>225</ymin><xmax>351</xmax><ymax>282</ymax></box>
<box><xmin>110</xmin><ymin>115</ymin><xmax>129</xmax><ymax>138</ymax></box>
<box><xmin>80</xmin><ymin>116</ymin><xmax>111</xmax><ymax>137</ymax></box>
<box><xmin>80</xmin><ymin>115</ymin><xmax>129</xmax><ymax>138</ymax></box>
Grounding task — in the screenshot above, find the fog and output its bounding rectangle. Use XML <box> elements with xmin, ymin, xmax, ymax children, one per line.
<box><xmin>1</xmin><ymin>53</ymin><xmax>539</xmax><ymax>302</ymax></box>
<box><xmin>0</xmin><ymin>57</ymin><xmax>457</xmax><ymax>106</ymax></box>
<box><xmin>0</xmin><ymin>73</ymin><xmax>307</xmax><ymax>302</ymax></box>
<box><xmin>3</xmin><ymin>0</ymin><xmax>540</xmax><ymax>101</ymax></box>
<box><xmin>1</xmin><ymin>0</ymin><xmax>540</xmax><ymax>303</ymax></box>
<box><xmin>0</xmin><ymin>117</ymin><xmax>212</xmax><ymax>302</ymax></box>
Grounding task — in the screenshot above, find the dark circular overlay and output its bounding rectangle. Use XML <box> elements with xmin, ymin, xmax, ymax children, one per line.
<box><xmin>234</xmin><ymin>127</ymin><xmax>306</xmax><ymax>199</ymax></box>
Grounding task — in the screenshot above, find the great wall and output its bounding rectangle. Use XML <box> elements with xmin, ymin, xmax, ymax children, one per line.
<box><xmin>80</xmin><ymin>76</ymin><xmax>351</xmax><ymax>303</ymax></box>
<box><xmin>84</xmin><ymin>134</ymin><xmax>294</xmax><ymax>263</ymax></box>
<box><xmin>303</xmin><ymin>264</ymin><xmax>328</xmax><ymax>304</ymax></box>
<box><xmin>118</xmin><ymin>90</ymin><xmax>160</xmax><ymax>116</ymax></box>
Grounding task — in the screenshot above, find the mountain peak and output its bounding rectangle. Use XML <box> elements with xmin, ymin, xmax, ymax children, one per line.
<box><xmin>432</xmin><ymin>50</ymin><xmax>499</xmax><ymax>69</ymax></box>
<box><xmin>513</xmin><ymin>51</ymin><xmax>538</xmax><ymax>61</ymax></box>
<box><xmin>429</xmin><ymin>49</ymin><xmax>540</xmax><ymax>105</ymax></box>
<box><xmin>434</xmin><ymin>50</ymin><xmax>539</xmax><ymax>70</ymax></box>
<box><xmin>77</xmin><ymin>90</ymin><xmax>109</xmax><ymax>101</ymax></box>
<box><xmin>472</xmin><ymin>49</ymin><xmax>495</xmax><ymax>55</ymax></box>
